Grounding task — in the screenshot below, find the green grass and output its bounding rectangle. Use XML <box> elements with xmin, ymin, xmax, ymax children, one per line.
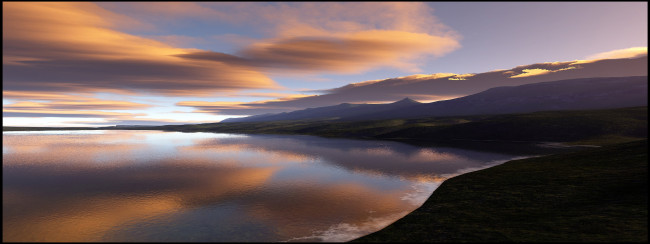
<box><xmin>353</xmin><ymin>139</ymin><xmax>648</xmax><ymax>242</ymax></box>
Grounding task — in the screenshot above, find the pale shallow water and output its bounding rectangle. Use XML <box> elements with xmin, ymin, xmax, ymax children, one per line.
<box><xmin>3</xmin><ymin>130</ymin><xmax>527</xmax><ymax>242</ymax></box>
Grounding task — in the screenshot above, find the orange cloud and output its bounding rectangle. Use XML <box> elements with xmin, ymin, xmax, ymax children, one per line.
<box><xmin>2</xmin><ymin>108</ymin><xmax>143</xmax><ymax>118</ymax></box>
<box><xmin>3</xmin><ymin>91</ymin><xmax>233</xmax><ymax>126</ymax></box>
<box><xmin>101</xmin><ymin>2</ymin><xmax>457</xmax><ymax>37</ymax></box>
<box><xmin>259</xmin><ymin>30</ymin><xmax>457</xmax><ymax>73</ymax></box>
<box><xmin>508</xmin><ymin>68</ymin><xmax>552</xmax><ymax>78</ymax></box>
<box><xmin>509</xmin><ymin>66</ymin><xmax>577</xmax><ymax>78</ymax></box>
<box><xmin>180</xmin><ymin>30</ymin><xmax>459</xmax><ymax>74</ymax></box>
<box><xmin>177</xmin><ymin>101</ymin><xmax>254</xmax><ymax>110</ymax></box>
<box><xmin>176</xmin><ymin>100</ymin><xmax>299</xmax><ymax>115</ymax></box>
<box><xmin>3</xmin><ymin>100</ymin><xmax>150</xmax><ymax>111</ymax></box>
<box><xmin>585</xmin><ymin>46</ymin><xmax>647</xmax><ymax>60</ymax></box>
<box><xmin>239</xmin><ymin>92</ymin><xmax>312</xmax><ymax>99</ymax></box>
<box><xmin>240</xmin><ymin>2</ymin><xmax>462</xmax><ymax>73</ymax></box>
<box><xmin>117</xmin><ymin>2</ymin><xmax>461</xmax><ymax>74</ymax></box>
<box><xmin>175</xmin><ymin>92</ymin><xmax>312</xmax><ymax>115</ymax></box>
<box><xmin>3</xmin><ymin>91</ymin><xmax>153</xmax><ymax>118</ymax></box>
<box><xmin>4</xmin><ymin>2</ymin><xmax>461</xmax><ymax>100</ymax></box>
<box><xmin>1</xmin><ymin>91</ymin><xmax>171</xmax><ymax>125</ymax></box>
<box><xmin>448</xmin><ymin>73</ymin><xmax>476</xmax><ymax>81</ymax></box>
<box><xmin>2</xmin><ymin>2</ymin><xmax>277</xmax><ymax>96</ymax></box>
<box><xmin>2</xmin><ymin>91</ymin><xmax>96</xmax><ymax>101</ymax></box>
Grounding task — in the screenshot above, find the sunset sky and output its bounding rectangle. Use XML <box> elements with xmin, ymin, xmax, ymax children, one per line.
<box><xmin>3</xmin><ymin>2</ymin><xmax>648</xmax><ymax>127</ymax></box>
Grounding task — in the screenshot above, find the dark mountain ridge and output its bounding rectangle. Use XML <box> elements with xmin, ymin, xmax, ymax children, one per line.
<box><xmin>222</xmin><ymin>76</ymin><xmax>648</xmax><ymax>123</ymax></box>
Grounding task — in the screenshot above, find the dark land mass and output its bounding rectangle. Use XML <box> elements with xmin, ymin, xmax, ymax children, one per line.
<box><xmin>123</xmin><ymin>106</ymin><xmax>646</xmax><ymax>147</ymax></box>
<box><xmin>223</xmin><ymin>76</ymin><xmax>647</xmax><ymax>123</ymax></box>
<box><xmin>353</xmin><ymin>139</ymin><xmax>648</xmax><ymax>242</ymax></box>
<box><xmin>4</xmin><ymin>106</ymin><xmax>647</xmax><ymax>153</ymax></box>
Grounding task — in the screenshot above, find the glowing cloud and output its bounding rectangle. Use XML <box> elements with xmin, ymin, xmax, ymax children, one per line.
<box><xmin>176</xmin><ymin>98</ymin><xmax>305</xmax><ymax>116</ymax></box>
<box><xmin>508</xmin><ymin>68</ymin><xmax>552</xmax><ymax>78</ymax></box>
<box><xmin>585</xmin><ymin>46</ymin><xmax>648</xmax><ymax>60</ymax></box>
<box><xmin>231</xmin><ymin>30</ymin><xmax>460</xmax><ymax>73</ymax></box>
<box><xmin>3</xmin><ymin>100</ymin><xmax>151</xmax><ymax>111</ymax></box>
<box><xmin>509</xmin><ymin>66</ymin><xmax>577</xmax><ymax>78</ymax></box>
<box><xmin>2</xmin><ymin>108</ymin><xmax>143</xmax><ymax>118</ymax></box>
<box><xmin>2</xmin><ymin>91</ymin><xmax>153</xmax><ymax>120</ymax></box>
<box><xmin>134</xmin><ymin>2</ymin><xmax>462</xmax><ymax>74</ymax></box>
<box><xmin>448</xmin><ymin>73</ymin><xmax>475</xmax><ymax>81</ymax></box>
<box><xmin>2</xmin><ymin>2</ymin><xmax>277</xmax><ymax>96</ymax></box>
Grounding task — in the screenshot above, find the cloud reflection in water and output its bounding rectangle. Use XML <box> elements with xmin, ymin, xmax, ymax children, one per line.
<box><xmin>3</xmin><ymin>130</ymin><xmax>524</xmax><ymax>242</ymax></box>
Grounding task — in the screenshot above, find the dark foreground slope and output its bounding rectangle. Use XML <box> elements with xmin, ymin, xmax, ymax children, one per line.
<box><xmin>353</xmin><ymin>139</ymin><xmax>648</xmax><ymax>242</ymax></box>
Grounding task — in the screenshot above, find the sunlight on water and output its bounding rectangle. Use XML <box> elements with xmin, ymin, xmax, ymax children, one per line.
<box><xmin>3</xmin><ymin>130</ymin><xmax>526</xmax><ymax>242</ymax></box>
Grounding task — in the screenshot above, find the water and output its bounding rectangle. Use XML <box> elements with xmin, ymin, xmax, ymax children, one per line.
<box><xmin>3</xmin><ymin>130</ymin><xmax>530</xmax><ymax>242</ymax></box>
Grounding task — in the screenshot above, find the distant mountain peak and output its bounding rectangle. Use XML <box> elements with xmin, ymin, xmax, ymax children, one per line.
<box><xmin>221</xmin><ymin>76</ymin><xmax>647</xmax><ymax>123</ymax></box>
<box><xmin>393</xmin><ymin>97</ymin><xmax>420</xmax><ymax>104</ymax></box>
<box><xmin>335</xmin><ymin>102</ymin><xmax>353</xmax><ymax>108</ymax></box>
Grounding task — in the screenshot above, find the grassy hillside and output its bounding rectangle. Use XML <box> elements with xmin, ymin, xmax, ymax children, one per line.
<box><xmin>353</xmin><ymin>139</ymin><xmax>648</xmax><ymax>242</ymax></box>
<box><xmin>378</xmin><ymin>106</ymin><xmax>647</xmax><ymax>145</ymax></box>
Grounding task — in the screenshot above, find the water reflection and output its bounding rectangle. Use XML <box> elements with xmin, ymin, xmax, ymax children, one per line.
<box><xmin>181</xmin><ymin>134</ymin><xmax>519</xmax><ymax>181</ymax></box>
<box><xmin>3</xmin><ymin>130</ymin><xmax>528</xmax><ymax>242</ymax></box>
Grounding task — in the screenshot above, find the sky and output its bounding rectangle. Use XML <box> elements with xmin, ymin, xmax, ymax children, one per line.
<box><xmin>2</xmin><ymin>2</ymin><xmax>648</xmax><ymax>127</ymax></box>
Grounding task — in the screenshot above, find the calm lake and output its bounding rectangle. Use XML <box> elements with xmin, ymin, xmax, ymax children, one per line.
<box><xmin>3</xmin><ymin>130</ymin><xmax>531</xmax><ymax>242</ymax></box>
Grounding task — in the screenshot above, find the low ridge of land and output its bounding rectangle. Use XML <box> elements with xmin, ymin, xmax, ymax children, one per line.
<box><xmin>144</xmin><ymin>106</ymin><xmax>646</xmax><ymax>147</ymax></box>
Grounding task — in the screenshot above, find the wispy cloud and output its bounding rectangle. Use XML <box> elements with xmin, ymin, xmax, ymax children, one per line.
<box><xmin>3</xmin><ymin>2</ymin><xmax>461</xmax><ymax>99</ymax></box>
<box><xmin>585</xmin><ymin>46</ymin><xmax>647</xmax><ymax>60</ymax></box>
<box><xmin>99</xmin><ymin>2</ymin><xmax>458</xmax><ymax>37</ymax></box>
<box><xmin>508</xmin><ymin>67</ymin><xmax>576</xmax><ymax>78</ymax></box>
<box><xmin>194</xmin><ymin>31</ymin><xmax>458</xmax><ymax>74</ymax></box>
<box><xmin>176</xmin><ymin>95</ymin><xmax>309</xmax><ymax>115</ymax></box>
<box><xmin>2</xmin><ymin>2</ymin><xmax>277</xmax><ymax>96</ymax></box>
<box><xmin>2</xmin><ymin>91</ymin><xmax>152</xmax><ymax>121</ymax></box>
<box><xmin>106</xmin><ymin>2</ymin><xmax>462</xmax><ymax>74</ymax></box>
<box><xmin>2</xmin><ymin>109</ymin><xmax>143</xmax><ymax>118</ymax></box>
<box><xmin>3</xmin><ymin>100</ymin><xmax>150</xmax><ymax>111</ymax></box>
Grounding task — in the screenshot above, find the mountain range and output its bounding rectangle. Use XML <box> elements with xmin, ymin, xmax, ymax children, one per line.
<box><xmin>210</xmin><ymin>56</ymin><xmax>647</xmax><ymax>116</ymax></box>
<box><xmin>222</xmin><ymin>76</ymin><xmax>648</xmax><ymax>123</ymax></box>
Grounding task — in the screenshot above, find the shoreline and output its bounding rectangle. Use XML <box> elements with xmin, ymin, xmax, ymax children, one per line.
<box><xmin>352</xmin><ymin>139</ymin><xmax>648</xmax><ymax>242</ymax></box>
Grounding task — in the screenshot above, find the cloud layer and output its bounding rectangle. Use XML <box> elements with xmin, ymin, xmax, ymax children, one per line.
<box><xmin>4</xmin><ymin>2</ymin><xmax>460</xmax><ymax>97</ymax></box>
<box><xmin>180</xmin><ymin>31</ymin><xmax>459</xmax><ymax>74</ymax></box>
<box><xmin>3</xmin><ymin>2</ymin><xmax>276</xmax><ymax>96</ymax></box>
<box><xmin>585</xmin><ymin>47</ymin><xmax>648</xmax><ymax>60</ymax></box>
<box><xmin>169</xmin><ymin>2</ymin><xmax>461</xmax><ymax>74</ymax></box>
